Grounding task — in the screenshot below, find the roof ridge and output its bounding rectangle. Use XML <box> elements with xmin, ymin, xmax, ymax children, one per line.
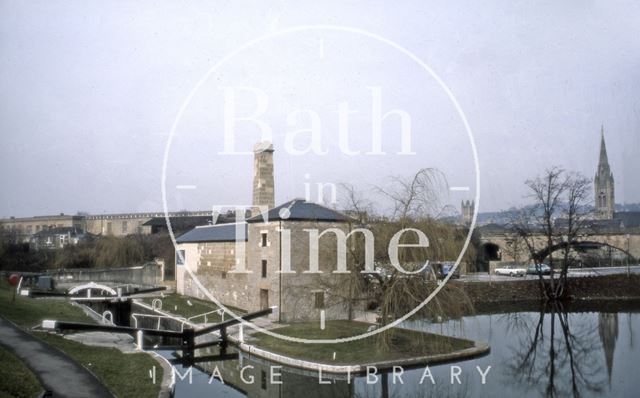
<box><xmin>194</xmin><ymin>221</ymin><xmax>247</xmax><ymax>229</ymax></box>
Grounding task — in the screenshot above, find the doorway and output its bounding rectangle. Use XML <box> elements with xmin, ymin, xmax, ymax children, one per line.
<box><xmin>260</xmin><ymin>289</ymin><xmax>269</xmax><ymax>310</ymax></box>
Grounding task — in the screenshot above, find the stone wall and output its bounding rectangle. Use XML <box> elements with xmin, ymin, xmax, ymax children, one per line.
<box><xmin>85</xmin><ymin>216</ymin><xmax>150</xmax><ymax>236</ymax></box>
<box><xmin>48</xmin><ymin>262</ymin><xmax>163</xmax><ymax>287</ymax></box>
<box><xmin>481</xmin><ymin>233</ymin><xmax>640</xmax><ymax>262</ymax></box>
<box><xmin>177</xmin><ymin>219</ymin><xmax>360</xmax><ymax>322</ymax></box>
<box><xmin>453</xmin><ymin>274</ymin><xmax>640</xmax><ymax>304</ymax></box>
<box><xmin>278</xmin><ymin>220</ymin><xmax>354</xmax><ymax>323</ymax></box>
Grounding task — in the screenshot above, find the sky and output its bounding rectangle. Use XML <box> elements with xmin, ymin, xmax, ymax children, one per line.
<box><xmin>1</xmin><ymin>0</ymin><xmax>639</xmax><ymax>218</ymax></box>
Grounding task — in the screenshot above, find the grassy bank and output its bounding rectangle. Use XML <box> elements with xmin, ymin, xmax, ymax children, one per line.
<box><xmin>36</xmin><ymin>333</ymin><xmax>161</xmax><ymax>398</ymax></box>
<box><xmin>252</xmin><ymin>320</ymin><xmax>474</xmax><ymax>365</ymax></box>
<box><xmin>139</xmin><ymin>293</ymin><xmax>245</xmax><ymax>321</ymax></box>
<box><xmin>0</xmin><ymin>288</ymin><xmax>92</xmax><ymax>329</ymax></box>
<box><xmin>0</xmin><ymin>345</ymin><xmax>42</xmax><ymax>398</ymax></box>
<box><xmin>0</xmin><ymin>279</ymin><xmax>161</xmax><ymax>398</ymax></box>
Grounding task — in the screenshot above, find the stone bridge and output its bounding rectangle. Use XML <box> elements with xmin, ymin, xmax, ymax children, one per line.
<box><xmin>478</xmin><ymin>231</ymin><xmax>640</xmax><ymax>263</ymax></box>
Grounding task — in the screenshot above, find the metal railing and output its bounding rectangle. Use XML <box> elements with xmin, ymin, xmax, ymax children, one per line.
<box><xmin>42</xmin><ymin>306</ymin><xmax>275</xmax><ymax>366</ymax></box>
<box><xmin>187</xmin><ymin>309</ymin><xmax>225</xmax><ymax>324</ymax></box>
<box><xmin>131</xmin><ymin>313</ymin><xmax>188</xmax><ymax>332</ymax></box>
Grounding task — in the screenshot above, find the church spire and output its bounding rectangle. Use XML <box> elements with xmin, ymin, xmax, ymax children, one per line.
<box><xmin>594</xmin><ymin>126</ymin><xmax>615</xmax><ymax>219</ymax></box>
<box><xmin>598</xmin><ymin>125</ymin><xmax>609</xmax><ymax>170</ymax></box>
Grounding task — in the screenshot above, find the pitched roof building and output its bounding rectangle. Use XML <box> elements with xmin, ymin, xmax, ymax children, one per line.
<box><xmin>175</xmin><ymin>142</ymin><xmax>357</xmax><ymax>322</ymax></box>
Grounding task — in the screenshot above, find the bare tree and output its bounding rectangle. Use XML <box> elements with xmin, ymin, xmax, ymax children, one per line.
<box><xmin>502</xmin><ymin>233</ymin><xmax>526</xmax><ymax>263</ymax></box>
<box><xmin>511</xmin><ymin>167</ymin><xmax>592</xmax><ymax>299</ymax></box>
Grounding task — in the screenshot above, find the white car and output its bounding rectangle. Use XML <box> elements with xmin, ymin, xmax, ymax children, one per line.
<box><xmin>495</xmin><ymin>265</ymin><xmax>526</xmax><ymax>277</ymax></box>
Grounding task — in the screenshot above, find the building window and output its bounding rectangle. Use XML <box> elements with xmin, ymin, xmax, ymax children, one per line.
<box><xmin>221</xmin><ymin>271</ymin><xmax>227</xmax><ymax>279</ymax></box>
<box><xmin>106</xmin><ymin>222</ymin><xmax>112</xmax><ymax>234</ymax></box>
<box><xmin>260</xmin><ymin>232</ymin><xmax>268</xmax><ymax>247</ymax></box>
<box><xmin>261</xmin><ymin>260</ymin><xmax>267</xmax><ymax>278</ymax></box>
<box><xmin>260</xmin><ymin>370</ymin><xmax>267</xmax><ymax>390</ymax></box>
<box><xmin>314</xmin><ymin>291</ymin><xmax>325</xmax><ymax>309</ymax></box>
<box><xmin>176</xmin><ymin>250</ymin><xmax>185</xmax><ymax>266</ymax></box>
<box><xmin>122</xmin><ymin>221</ymin><xmax>128</xmax><ymax>234</ymax></box>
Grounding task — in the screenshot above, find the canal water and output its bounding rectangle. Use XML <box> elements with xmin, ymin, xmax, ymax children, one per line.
<box><xmin>169</xmin><ymin>303</ymin><xmax>640</xmax><ymax>398</ymax></box>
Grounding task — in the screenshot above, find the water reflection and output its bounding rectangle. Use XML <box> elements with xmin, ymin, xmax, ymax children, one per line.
<box><xmin>171</xmin><ymin>304</ymin><xmax>640</xmax><ymax>398</ymax></box>
<box><xmin>501</xmin><ymin>303</ymin><xmax>608</xmax><ymax>397</ymax></box>
<box><xmin>598</xmin><ymin>312</ymin><xmax>618</xmax><ymax>384</ymax></box>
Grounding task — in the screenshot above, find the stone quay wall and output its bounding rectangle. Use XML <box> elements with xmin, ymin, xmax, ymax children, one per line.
<box><xmin>48</xmin><ymin>262</ymin><xmax>164</xmax><ymax>287</ymax></box>
<box><xmin>453</xmin><ymin>274</ymin><xmax>640</xmax><ymax>305</ymax></box>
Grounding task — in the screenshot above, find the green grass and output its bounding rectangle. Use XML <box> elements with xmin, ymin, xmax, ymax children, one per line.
<box><xmin>252</xmin><ymin>320</ymin><xmax>474</xmax><ymax>365</ymax></box>
<box><xmin>139</xmin><ymin>293</ymin><xmax>245</xmax><ymax>322</ymax></box>
<box><xmin>0</xmin><ymin>345</ymin><xmax>42</xmax><ymax>398</ymax></box>
<box><xmin>0</xmin><ymin>279</ymin><xmax>161</xmax><ymax>398</ymax></box>
<box><xmin>36</xmin><ymin>332</ymin><xmax>161</xmax><ymax>398</ymax></box>
<box><xmin>0</xmin><ymin>281</ymin><xmax>93</xmax><ymax>328</ymax></box>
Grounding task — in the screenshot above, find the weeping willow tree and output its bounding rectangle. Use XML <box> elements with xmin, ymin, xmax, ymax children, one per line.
<box><xmin>93</xmin><ymin>236</ymin><xmax>147</xmax><ymax>267</ymax></box>
<box><xmin>340</xmin><ymin>168</ymin><xmax>476</xmax><ymax>348</ymax></box>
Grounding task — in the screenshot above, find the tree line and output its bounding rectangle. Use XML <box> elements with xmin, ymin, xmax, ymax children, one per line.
<box><xmin>0</xmin><ymin>231</ymin><xmax>176</xmax><ymax>277</ymax></box>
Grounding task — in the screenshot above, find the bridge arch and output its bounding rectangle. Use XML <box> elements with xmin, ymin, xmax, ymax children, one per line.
<box><xmin>481</xmin><ymin>242</ymin><xmax>502</xmax><ymax>261</ymax></box>
<box><xmin>68</xmin><ymin>282</ymin><xmax>117</xmax><ymax>296</ymax></box>
<box><xmin>535</xmin><ymin>240</ymin><xmax>636</xmax><ymax>266</ymax></box>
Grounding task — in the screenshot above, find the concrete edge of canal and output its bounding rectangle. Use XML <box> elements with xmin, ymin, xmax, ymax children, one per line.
<box><xmin>235</xmin><ymin>340</ymin><xmax>490</xmax><ymax>375</ymax></box>
<box><xmin>132</xmin><ymin>299</ymin><xmax>492</xmax><ymax>378</ymax></box>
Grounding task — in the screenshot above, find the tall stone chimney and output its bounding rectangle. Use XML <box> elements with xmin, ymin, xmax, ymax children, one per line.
<box><xmin>252</xmin><ymin>141</ymin><xmax>275</xmax><ymax>216</ymax></box>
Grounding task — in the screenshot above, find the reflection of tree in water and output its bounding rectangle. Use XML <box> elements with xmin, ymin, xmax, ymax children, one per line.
<box><xmin>502</xmin><ymin>302</ymin><xmax>608</xmax><ymax>397</ymax></box>
<box><xmin>354</xmin><ymin>371</ymin><xmax>471</xmax><ymax>398</ymax></box>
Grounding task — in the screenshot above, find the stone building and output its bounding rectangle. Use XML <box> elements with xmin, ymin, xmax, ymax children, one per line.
<box><xmin>1</xmin><ymin>210</ymin><xmax>213</xmax><ymax>243</ymax></box>
<box><xmin>30</xmin><ymin>226</ymin><xmax>87</xmax><ymax>250</ymax></box>
<box><xmin>461</xmin><ymin>200</ymin><xmax>474</xmax><ymax>224</ymax></box>
<box><xmin>175</xmin><ymin>142</ymin><xmax>356</xmax><ymax>322</ymax></box>
<box><xmin>595</xmin><ymin>127</ymin><xmax>615</xmax><ymax>219</ymax></box>
<box><xmin>83</xmin><ymin>211</ymin><xmax>212</xmax><ymax>237</ymax></box>
<box><xmin>0</xmin><ymin>214</ymin><xmax>84</xmax><ymax>243</ymax></box>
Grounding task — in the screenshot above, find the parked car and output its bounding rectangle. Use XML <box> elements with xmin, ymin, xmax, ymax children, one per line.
<box><xmin>441</xmin><ymin>263</ymin><xmax>460</xmax><ymax>279</ymax></box>
<box><xmin>495</xmin><ymin>264</ymin><xmax>526</xmax><ymax>277</ymax></box>
<box><xmin>527</xmin><ymin>263</ymin><xmax>551</xmax><ymax>275</ymax></box>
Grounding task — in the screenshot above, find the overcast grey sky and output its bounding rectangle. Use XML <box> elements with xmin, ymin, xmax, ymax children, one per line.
<box><xmin>1</xmin><ymin>0</ymin><xmax>639</xmax><ymax>218</ymax></box>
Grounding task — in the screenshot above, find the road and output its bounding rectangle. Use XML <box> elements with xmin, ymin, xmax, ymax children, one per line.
<box><xmin>461</xmin><ymin>264</ymin><xmax>640</xmax><ymax>282</ymax></box>
<box><xmin>0</xmin><ymin>316</ymin><xmax>114</xmax><ymax>398</ymax></box>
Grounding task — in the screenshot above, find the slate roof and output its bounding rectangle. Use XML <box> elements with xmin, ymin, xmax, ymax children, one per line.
<box><xmin>32</xmin><ymin>227</ymin><xmax>84</xmax><ymax>237</ymax></box>
<box><xmin>246</xmin><ymin>199</ymin><xmax>353</xmax><ymax>223</ymax></box>
<box><xmin>615</xmin><ymin>212</ymin><xmax>640</xmax><ymax>229</ymax></box>
<box><xmin>175</xmin><ymin>222</ymin><xmax>247</xmax><ymax>243</ymax></box>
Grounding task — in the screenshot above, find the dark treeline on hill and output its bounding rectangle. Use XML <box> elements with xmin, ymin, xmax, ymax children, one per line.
<box><xmin>0</xmin><ymin>232</ymin><xmax>176</xmax><ymax>276</ymax></box>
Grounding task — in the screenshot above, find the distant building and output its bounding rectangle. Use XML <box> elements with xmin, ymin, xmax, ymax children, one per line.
<box><xmin>461</xmin><ymin>200</ymin><xmax>474</xmax><ymax>224</ymax></box>
<box><xmin>595</xmin><ymin>127</ymin><xmax>615</xmax><ymax>219</ymax></box>
<box><xmin>0</xmin><ymin>210</ymin><xmax>214</xmax><ymax>243</ymax></box>
<box><xmin>0</xmin><ymin>214</ymin><xmax>85</xmax><ymax>243</ymax></box>
<box><xmin>29</xmin><ymin>226</ymin><xmax>87</xmax><ymax>250</ymax></box>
